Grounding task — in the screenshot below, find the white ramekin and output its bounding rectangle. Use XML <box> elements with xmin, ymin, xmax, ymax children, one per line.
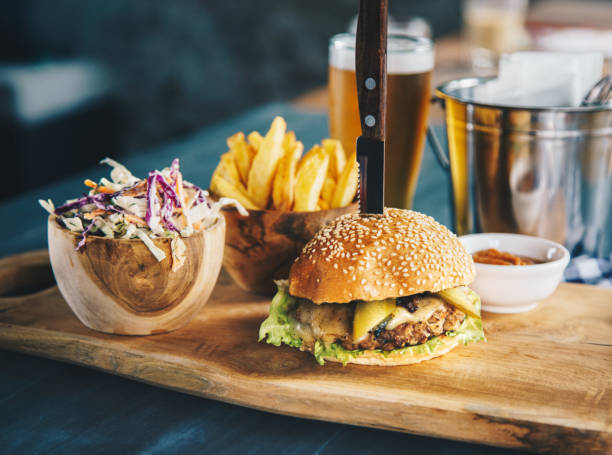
<box><xmin>459</xmin><ymin>233</ymin><xmax>570</xmax><ymax>314</ymax></box>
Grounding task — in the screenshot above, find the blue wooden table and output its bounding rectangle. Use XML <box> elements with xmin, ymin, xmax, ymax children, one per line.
<box><xmin>0</xmin><ymin>103</ymin><xmax>532</xmax><ymax>454</ymax></box>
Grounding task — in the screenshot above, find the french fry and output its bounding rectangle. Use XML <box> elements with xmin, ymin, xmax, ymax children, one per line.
<box><xmin>210</xmin><ymin>174</ymin><xmax>261</xmax><ymax>211</ymax></box>
<box><xmin>213</xmin><ymin>117</ymin><xmax>355</xmax><ymax>213</ymax></box>
<box><xmin>294</xmin><ymin>148</ymin><xmax>329</xmax><ymax>211</ymax></box>
<box><xmin>247</xmin><ymin>131</ymin><xmax>264</xmax><ymax>150</ymax></box>
<box><xmin>247</xmin><ymin>116</ymin><xmax>287</xmax><ymax>208</ymax></box>
<box><xmin>331</xmin><ymin>153</ymin><xmax>358</xmax><ymax>208</ymax></box>
<box><xmin>296</xmin><ymin>144</ymin><xmax>320</xmax><ymax>174</ymax></box>
<box><xmin>321</xmin><ymin>176</ymin><xmax>336</xmax><ymax>207</ymax></box>
<box><xmin>211</xmin><ymin>160</ymin><xmax>246</xmax><ymax>199</ymax></box>
<box><xmin>227</xmin><ymin>133</ymin><xmax>253</xmax><ymax>185</ymax></box>
<box><xmin>322</xmin><ymin>139</ymin><xmax>347</xmax><ymax>181</ymax></box>
<box><xmin>214</xmin><ymin>152</ymin><xmax>241</xmax><ymax>186</ymax></box>
<box><xmin>272</xmin><ymin>140</ymin><xmax>303</xmax><ymax>210</ymax></box>
<box><xmin>283</xmin><ymin>131</ymin><xmax>296</xmax><ymax>151</ymax></box>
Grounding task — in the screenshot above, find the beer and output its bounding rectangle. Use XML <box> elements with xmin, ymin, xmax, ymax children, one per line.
<box><xmin>328</xmin><ymin>34</ymin><xmax>434</xmax><ymax>209</ymax></box>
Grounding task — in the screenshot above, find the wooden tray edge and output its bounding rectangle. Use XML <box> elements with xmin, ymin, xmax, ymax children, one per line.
<box><xmin>1</xmin><ymin>323</ymin><xmax>609</xmax><ymax>455</ymax></box>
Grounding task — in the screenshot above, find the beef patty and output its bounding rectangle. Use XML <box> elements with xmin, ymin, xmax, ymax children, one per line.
<box><xmin>292</xmin><ymin>297</ymin><xmax>465</xmax><ymax>351</ymax></box>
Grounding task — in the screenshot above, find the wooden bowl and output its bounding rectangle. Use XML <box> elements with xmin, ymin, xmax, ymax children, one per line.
<box><xmin>47</xmin><ymin>216</ymin><xmax>225</xmax><ymax>335</ymax></box>
<box><xmin>222</xmin><ymin>203</ymin><xmax>358</xmax><ymax>295</ymax></box>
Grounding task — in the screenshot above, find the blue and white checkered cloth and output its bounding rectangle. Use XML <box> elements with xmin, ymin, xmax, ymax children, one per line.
<box><xmin>564</xmin><ymin>255</ymin><xmax>612</xmax><ymax>289</ymax></box>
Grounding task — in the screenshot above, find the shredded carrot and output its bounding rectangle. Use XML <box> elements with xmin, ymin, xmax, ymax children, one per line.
<box><xmin>122</xmin><ymin>181</ymin><xmax>146</xmax><ymax>197</ymax></box>
<box><xmin>173</xmin><ymin>173</ymin><xmax>188</xmax><ymax>227</ymax></box>
<box><xmin>95</xmin><ymin>186</ymin><xmax>116</xmax><ymax>194</ymax></box>
<box><xmin>192</xmin><ymin>221</ymin><xmax>202</xmax><ymax>230</ymax></box>
<box><xmin>124</xmin><ymin>214</ymin><xmax>147</xmax><ymax>227</ymax></box>
<box><xmin>84</xmin><ymin>178</ymin><xmax>115</xmax><ymax>194</ymax></box>
<box><xmin>83</xmin><ymin>209</ymin><xmax>108</xmax><ymax>220</ymax></box>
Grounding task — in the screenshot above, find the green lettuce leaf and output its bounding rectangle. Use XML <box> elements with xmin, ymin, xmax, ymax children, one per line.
<box><xmin>313</xmin><ymin>340</ymin><xmax>363</xmax><ymax>366</ymax></box>
<box><xmin>311</xmin><ymin>315</ymin><xmax>485</xmax><ymax>365</ymax></box>
<box><xmin>446</xmin><ymin>314</ymin><xmax>485</xmax><ymax>344</ymax></box>
<box><xmin>258</xmin><ymin>281</ymin><xmax>302</xmax><ymax>348</ymax></box>
<box><xmin>259</xmin><ymin>282</ymin><xmax>486</xmax><ymax>365</ymax></box>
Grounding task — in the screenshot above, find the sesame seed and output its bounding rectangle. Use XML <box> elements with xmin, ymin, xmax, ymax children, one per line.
<box><xmin>290</xmin><ymin>208</ymin><xmax>474</xmax><ymax>302</ymax></box>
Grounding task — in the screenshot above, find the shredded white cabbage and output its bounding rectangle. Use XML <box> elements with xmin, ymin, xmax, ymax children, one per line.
<box><xmin>62</xmin><ymin>217</ymin><xmax>84</xmax><ymax>232</ymax></box>
<box><xmin>135</xmin><ymin>228</ymin><xmax>166</xmax><ymax>262</ymax></box>
<box><xmin>122</xmin><ymin>224</ymin><xmax>137</xmax><ymax>239</ymax></box>
<box><xmin>188</xmin><ymin>202</ymin><xmax>212</xmax><ymax>224</ymax></box>
<box><xmin>99</xmin><ymin>177</ymin><xmax>123</xmax><ymax>192</ymax></box>
<box><xmin>100</xmin><ymin>157</ymin><xmax>139</xmax><ymax>186</ymax></box>
<box><xmin>171</xmin><ymin>236</ymin><xmax>186</xmax><ymax>271</ymax></box>
<box><xmin>81</xmin><ymin>203</ymin><xmax>96</xmax><ymax>213</ymax></box>
<box><xmin>214</xmin><ymin>197</ymin><xmax>249</xmax><ymax>217</ymax></box>
<box><xmin>94</xmin><ymin>217</ymin><xmax>115</xmax><ymax>237</ymax></box>
<box><xmin>180</xmin><ymin>225</ymin><xmax>194</xmax><ymax>237</ymax></box>
<box><xmin>38</xmin><ymin>199</ymin><xmax>55</xmax><ymax>215</ymax></box>
<box><xmin>113</xmin><ymin>196</ymin><xmax>147</xmax><ymax>218</ymax></box>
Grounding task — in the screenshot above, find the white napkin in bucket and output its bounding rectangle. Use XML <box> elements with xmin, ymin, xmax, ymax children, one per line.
<box><xmin>472</xmin><ymin>51</ymin><xmax>604</xmax><ymax>107</ymax></box>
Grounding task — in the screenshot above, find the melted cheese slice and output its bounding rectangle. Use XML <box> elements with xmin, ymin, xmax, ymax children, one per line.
<box><xmin>352</xmin><ymin>299</ymin><xmax>396</xmax><ymax>342</ymax></box>
<box><xmin>385</xmin><ymin>296</ymin><xmax>446</xmax><ymax>330</ymax></box>
<box><xmin>352</xmin><ymin>296</ymin><xmax>448</xmax><ymax>342</ymax></box>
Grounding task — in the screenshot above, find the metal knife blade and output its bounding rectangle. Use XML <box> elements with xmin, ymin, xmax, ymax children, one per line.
<box><xmin>355</xmin><ymin>0</ymin><xmax>387</xmax><ymax>214</ymax></box>
<box><xmin>357</xmin><ymin>137</ymin><xmax>384</xmax><ymax>213</ymax></box>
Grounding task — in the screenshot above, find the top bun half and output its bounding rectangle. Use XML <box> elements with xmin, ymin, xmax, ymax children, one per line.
<box><xmin>289</xmin><ymin>208</ymin><xmax>475</xmax><ymax>304</ymax></box>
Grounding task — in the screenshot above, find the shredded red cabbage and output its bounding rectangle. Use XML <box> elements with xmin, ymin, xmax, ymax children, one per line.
<box><xmin>54</xmin><ymin>192</ymin><xmax>113</xmax><ymax>215</ymax></box>
<box><xmin>145</xmin><ymin>174</ymin><xmax>159</xmax><ymax>225</ymax></box>
<box><xmin>55</xmin><ymin>180</ymin><xmax>146</xmax><ymax>216</ymax></box>
<box><xmin>76</xmin><ymin>219</ymin><xmax>95</xmax><ymax>250</ymax></box>
<box><xmin>183</xmin><ymin>181</ymin><xmax>209</xmax><ymax>206</ymax></box>
<box><xmin>151</xmin><ymin>171</ymin><xmax>181</xmax><ymax>207</ymax></box>
<box><xmin>161</xmin><ymin>197</ymin><xmax>180</xmax><ymax>233</ymax></box>
<box><xmin>169</xmin><ymin>158</ymin><xmax>180</xmax><ymax>179</ymax></box>
<box><xmin>92</xmin><ymin>198</ymin><xmax>121</xmax><ymax>213</ymax></box>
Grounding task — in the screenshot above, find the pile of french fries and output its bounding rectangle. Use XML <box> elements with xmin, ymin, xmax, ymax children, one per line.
<box><xmin>210</xmin><ymin>116</ymin><xmax>358</xmax><ymax>211</ymax></box>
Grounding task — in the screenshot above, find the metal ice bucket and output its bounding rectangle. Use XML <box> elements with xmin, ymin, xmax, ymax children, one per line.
<box><xmin>433</xmin><ymin>77</ymin><xmax>612</xmax><ymax>258</ymax></box>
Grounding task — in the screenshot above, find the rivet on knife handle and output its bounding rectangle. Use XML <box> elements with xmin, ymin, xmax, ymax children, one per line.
<box><xmin>355</xmin><ymin>0</ymin><xmax>387</xmax><ymax>141</ymax></box>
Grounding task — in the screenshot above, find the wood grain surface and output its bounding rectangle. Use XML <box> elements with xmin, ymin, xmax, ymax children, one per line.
<box><xmin>47</xmin><ymin>217</ymin><xmax>225</xmax><ymax>335</ymax></box>
<box><xmin>222</xmin><ymin>204</ymin><xmax>357</xmax><ymax>295</ymax></box>
<box><xmin>0</xmin><ymin>249</ymin><xmax>610</xmax><ymax>454</ymax></box>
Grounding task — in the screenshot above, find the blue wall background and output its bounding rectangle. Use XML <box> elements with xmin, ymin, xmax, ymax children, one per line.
<box><xmin>1</xmin><ymin>0</ymin><xmax>462</xmax><ymax>152</ymax></box>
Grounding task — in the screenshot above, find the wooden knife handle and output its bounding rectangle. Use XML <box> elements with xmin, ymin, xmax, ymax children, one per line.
<box><xmin>355</xmin><ymin>0</ymin><xmax>388</xmax><ymax>141</ymax></box>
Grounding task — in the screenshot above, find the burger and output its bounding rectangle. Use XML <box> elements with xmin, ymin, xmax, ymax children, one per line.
<box><xmin>259</xmin><ymin>208</ymin><xmax>484</xmax><ymax>365</ymax></box>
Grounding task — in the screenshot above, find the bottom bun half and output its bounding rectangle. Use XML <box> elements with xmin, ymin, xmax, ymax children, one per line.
<box><xmin>302</xmin><ymin>336</ymin><xmax>460</xmax><ymax>366</ymax></box>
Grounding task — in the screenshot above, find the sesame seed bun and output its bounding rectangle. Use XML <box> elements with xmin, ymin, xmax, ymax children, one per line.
<box><xmin>289</xmin><ymin>208</ymin><xmax>475</xmax><ymax>304</ymax></box>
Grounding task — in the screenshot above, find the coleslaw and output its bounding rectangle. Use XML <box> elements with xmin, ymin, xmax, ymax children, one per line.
<box><xmin>40</xmin><ymin>158</ymin><xmax>247</xmax><ymax>271</ymax></box>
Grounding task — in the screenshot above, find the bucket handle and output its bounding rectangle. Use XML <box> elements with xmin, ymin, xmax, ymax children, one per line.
<box><xmin>426</xmin><ymin>97</ymin><xmax>450</xmax><ymax>170</ymax></box>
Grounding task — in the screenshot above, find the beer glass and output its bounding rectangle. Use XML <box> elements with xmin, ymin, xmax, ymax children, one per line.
<box><xmin>328</xmin><ymin>33</ymin><xmax>434</xmax><ymax>209</ymax></box>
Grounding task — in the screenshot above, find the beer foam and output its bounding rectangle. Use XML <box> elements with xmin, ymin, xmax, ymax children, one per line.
<box><xmin>329</xmin><ymin>34</ymin><xmax>434</xmax><ymax>74</ymax></box>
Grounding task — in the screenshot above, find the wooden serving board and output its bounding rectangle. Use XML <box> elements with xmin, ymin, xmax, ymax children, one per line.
<box><xmin>1</xmin><ymin>250</ymin><xmax>610</xmax><ymax>454</ymax></box>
